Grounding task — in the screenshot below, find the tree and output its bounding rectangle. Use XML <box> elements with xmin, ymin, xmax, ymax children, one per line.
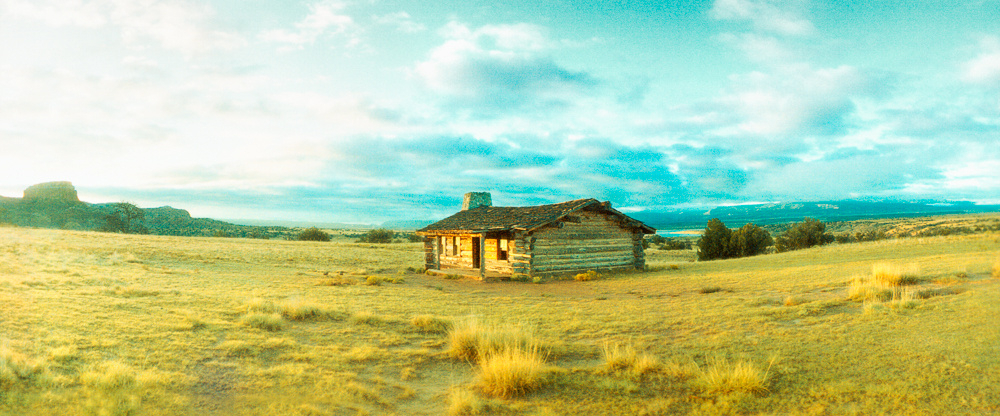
<box><xmin>357</xmin><ymin>228</ymin><xmax>394</xmax><ymax>243</ymax></box>
<box><xmin>729</xmin><ymin>223</ymin><xmax>772</xmax><ymax>258</ymax></box>
<box><xmin>774</xmin><ymin>218</ymin><xmax>834</xmax><ymax>252</ymax></box>
<box><xmin>698</xmin><ymin>218</ymin><xmax>732</xmax><ymax>261</ymax></box>
<box><xmin>99</xmin><ymin>202</ymin><xmax>148</xmax><ymax>234</ymax></box>
<box><xmin>298</xmin><ymin>227</ymin><xmax>331</xmax><ymax>242</ymax></box>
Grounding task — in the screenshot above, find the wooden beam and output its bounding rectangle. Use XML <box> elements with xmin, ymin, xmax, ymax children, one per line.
<box><xmin>479</xmin><ymin>234</ymin><xmax>486</xmax><ymax>281</ymax></box>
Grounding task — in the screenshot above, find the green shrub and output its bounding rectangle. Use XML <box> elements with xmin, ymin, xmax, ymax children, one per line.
<box><xmin>658</xmin><ymin>238</ymin><xmax>692</xmax><ymax>250</ymax></box>
<box><xmin>698</xmin><ymin>220</ymin><xmax>771</xmax><ymax>260</ymax></box>
<box><xmin>774</xmin><ymin>218</ymin><xmax>833</xmax><ymax>252</ymax></box>
<box><xmin>698</xmin><ymin>219</ymin><xmax>732</xmax><ymax>261</ymax></box>
<box><xmin>729</xmin><ymin>223</ymin><xmax>772</xmax><ymax>258</ymax></box>
<box><xmin>357</xmin><ymin>228</ymin><xmax>395</xmax><ymax>243</ymax></box>
<box><xmin>297</xmin><ymin>227</ymin><xmax>330</xmax><ymax>242</ymax></box>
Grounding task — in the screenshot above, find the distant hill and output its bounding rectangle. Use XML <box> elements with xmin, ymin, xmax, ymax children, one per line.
<box><xmin>632</xmin><ymin>200</ymin><xmax>1000</xmax><ymax>231</ymax></box>
<box><xmin>0</xmin><ymin>182</ymin><xmax>291</xmax><ymax>239</ymax></box>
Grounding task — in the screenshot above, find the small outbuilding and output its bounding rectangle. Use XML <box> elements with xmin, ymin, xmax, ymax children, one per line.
<box><xmin>417</xmin><ymin>192</ymin><xmax>656</xmax><ymax>280</ymax></box>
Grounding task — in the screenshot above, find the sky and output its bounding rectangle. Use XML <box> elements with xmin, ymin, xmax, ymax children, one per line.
<box><xmin>1</xmin><ymin>0</ymin><xmax>999</xmax><ymax>224</ymax></box>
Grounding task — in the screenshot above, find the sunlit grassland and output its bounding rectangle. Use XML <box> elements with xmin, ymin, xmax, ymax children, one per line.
<box><xmin>2</xmin><ymin>225</ymin><xmax>1000</xmax><ymax>415</ymax></box>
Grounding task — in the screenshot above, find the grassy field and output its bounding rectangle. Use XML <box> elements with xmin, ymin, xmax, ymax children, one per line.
<box><xmin>2</xmin><ymin>222</ymin><xmax>1000</xmax><ymax>415</ymax></box>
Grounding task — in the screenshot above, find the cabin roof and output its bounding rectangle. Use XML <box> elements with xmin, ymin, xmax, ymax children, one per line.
<box><xmin>417</xmin><ymin>198</ymin><xmax>655</xmax><ymax>234</ymax></box>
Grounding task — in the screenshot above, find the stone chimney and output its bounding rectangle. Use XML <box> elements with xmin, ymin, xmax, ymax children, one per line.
<box><xmin>462</xmin><ymin>192</ymin><xmax>492</xmax><ymax>211</ymax></box>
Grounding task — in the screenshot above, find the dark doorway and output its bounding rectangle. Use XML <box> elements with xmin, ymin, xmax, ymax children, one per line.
<box><xmin>471</xmin><ymin>237</ymin><xmax>481</xmax><ymax>268</ymax></box>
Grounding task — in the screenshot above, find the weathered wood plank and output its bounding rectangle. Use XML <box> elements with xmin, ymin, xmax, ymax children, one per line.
<box><xmin>532</xmin><ymin>238</ymin><xmax>631</xmax><ymax>248</ymax></box>
<box><xmin>532</xmin><ymin>260</ymin><xmax>634</xmax><ymax>273</ymax></box>
<box><xmin>532</xmin><ymin>255</ymin><xmax>634</xmax><ymax>268</ymax></box>
<box><xmin>533</xmin><ymin>244</ymin><xmax>633</xmax><ymax>255</ymax></box>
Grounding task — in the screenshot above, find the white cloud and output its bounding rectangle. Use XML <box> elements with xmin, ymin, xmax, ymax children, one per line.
<box><xmin>414</xmin><ymin>22</ymin><xmax>596</xmax><ymax>113</ymax></box>
<box><xmin>109</xmin><ymin>0</ymin><xmax>245</xmax><ymax>55</ymax></box>
<box><xmin>962</xmin><ymin>36</ymin><xmax>1000</xmax><ymax>86</ymax></box>
<box><xmin>710</xmin><ymin>0</ymin><xmax>815</xmax><ymax>37</ymax></box>
<box><xmin>259</xmin><ymin>0</ymin><xmax>358</xmax><ymax>49</ymax></box>
<box><xmin>373</xmin><ymin>11</ymin><xmax>425</xmax><ymax>33</ymax></box>
<box><xmin>717</xmin><ymin>33</ymin><xmax>794</xmax><ymax>64</ymax></box>
<box><xmin>0</xmin><ymin>0</ymin><xmax>106</xmax><ymax>27</ymax></box>
<box><xmin>1</xmin><ymin>0</ymin><xmax>245</xmax><ymax>55</ymax></box>
<box><xmin>720</xmin><ymin>64</ymin><xmax>877</xmax><ymax>137</ymax></box>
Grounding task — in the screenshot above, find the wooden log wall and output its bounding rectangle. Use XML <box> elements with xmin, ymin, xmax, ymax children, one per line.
<box><xmin>528</xmin><ymin>209</ymin><xmax>642</xmax><ymax>276</ymax></box>
<box><xmin>435</xmin><ymin>234</ymin><xmax>476</xmax><ymax>269</ymax></box>
<box><xmin>423</xmin><ymin>237</ymin><xmax>438</xmax><ymax>270</ymax></box>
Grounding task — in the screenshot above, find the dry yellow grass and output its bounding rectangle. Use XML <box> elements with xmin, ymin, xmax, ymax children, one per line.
<box><xmin>447</xmin><ymin>318</ymin><xmax>537</xmax><ymax>362</ymax></box>
<box><xmin>475</xmin><ymin>347</ymin><xmax>547</xmax><ymax>398</ymax></box>
<box><xmin>694</xmin><ymin>357</ymin><xmax>771</xmax><ymax>395</ymax></box>
<box><xmin>601</xmin><ymin>342</ymin><xmax>660</xmax><ymax>375</ymax></box>
<box><xmin>2</xmin><ymin>224</ymin><xmax>1000</xmax><ymax>415</ymax></box>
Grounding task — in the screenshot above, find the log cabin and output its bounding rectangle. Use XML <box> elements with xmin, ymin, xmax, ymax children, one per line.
<box><xmin>417</xmin><ymin>192</ymin><xmax>656</xmax><ymax>281</ymax></box>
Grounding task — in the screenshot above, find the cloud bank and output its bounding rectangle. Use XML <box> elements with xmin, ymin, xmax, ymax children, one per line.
<box><xmin>1</xmin><ymin>0</ymin><xmax>998</xmax><ymax>222</ymax></box>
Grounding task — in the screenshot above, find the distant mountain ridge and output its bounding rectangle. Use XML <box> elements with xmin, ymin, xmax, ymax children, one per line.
<box><xmin>0</xmin><ymin>181</ymin><xmax>289</xmax><ymax>238</ymax></box>
<box><xmin>631</xmin><ymin>200</ymin><xmax>1000</xmax><ymax>231</ymax></box>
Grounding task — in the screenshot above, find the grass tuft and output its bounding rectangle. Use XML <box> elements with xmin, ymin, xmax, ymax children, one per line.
<box><xmin>1</xmin><ymin>344</ymin><xmax>47</xmax><ymax>391</ymax></box>
<box><xmin>871</xmin><ymin>262</ymin><xmax>920</xmax><ymax>285</ymax></box>
<box><xmin>448</xmin><ymin>388</ymin><xmax>495</xmax><ymax>415</ymax></box>
<box><xmin>695</xmin><ymin>357</ymin><xmax>771</xmax><ymax>395</ymax></box>
<box><xmin>783</xmin><ymin>296</ymin><xmax>807</xmax><ymax>306</ymax></box>
<box><xmin>849</xmin><ymin>263</ymin><xmax>921</xmax><ymax>302</ymax></box>
<box><xmin>411</xmin><ymin>314</ymin><xmax>453</xmax><ymax>333</ymax></box>
<box><xmin>241</xmin><ymin>312</ymin><xmax>286</xmax><ymax>331</ymax></box>
<box><xmin>574</xmin><ymin>270</ymin><xmax>600</xmax><ymax>281</ymax></box>
<box><xmin>277</xmin><ymin>297</ymin><xmax>341</xmax><ymax>321</ymax></box>
<box><xmin>476</xmin><ymin>346</ymin><xmax>547</xmax><ymax>398</ymax></box>
<box><xmin>447</xmin><ymin>318</ymin><xmax>538</xmax><ymax>362</ymax></box>
<box><xmin>316</xmin><ymin>275</ymin><xmax>356</xmax><ymax>286</ymax></box>
<box><xmin>699</xmin><ymin>286</ymin><xmax>722</xmax><ymax>294</ymax></box>
<box><xmin>601</xmin><ymin>342</ymin><xmax>660</xmax><ymax>375</ymax></box>
<box><xmin>81</xmin><ymin>361</ymin><xmax>137</xmax><ymax>389</ymax></box>
<box><xmin>245</xmin><ymin>297</ymin><xmax>279</xmax><ymax>314</ymax></box>
<box><xmin>992</xmin><ymin>257</ymin><xmax>1000</xmax><ymax>278</ymax></box>
<box><xmin>218</xmin><ymin>340</ymin><xmax>259</xmax><ymax>357</ymax></box>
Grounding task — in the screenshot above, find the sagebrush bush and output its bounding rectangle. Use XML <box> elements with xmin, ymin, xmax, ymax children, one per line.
<box><xmin>573</xmin><ymin>270</ymin><xmax>600</xmax><ymax>281</ymax></box>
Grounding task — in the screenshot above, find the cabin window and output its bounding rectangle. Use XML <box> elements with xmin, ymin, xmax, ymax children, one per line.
<box><xmin>453</xmin><ymin>237</ymin><xmax>460</xmax><ymax>256</ymax></box>
<box><xmin>498</xmin><ymin>238</ymin><xmax>509</xmax><ymax>261</ymax></box>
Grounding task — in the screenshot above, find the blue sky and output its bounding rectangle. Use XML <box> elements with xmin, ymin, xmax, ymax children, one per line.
<box><xmin>1</xmin><ymin>0</ymin><xmax>999</xmax><ymax>223</ymax></box>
